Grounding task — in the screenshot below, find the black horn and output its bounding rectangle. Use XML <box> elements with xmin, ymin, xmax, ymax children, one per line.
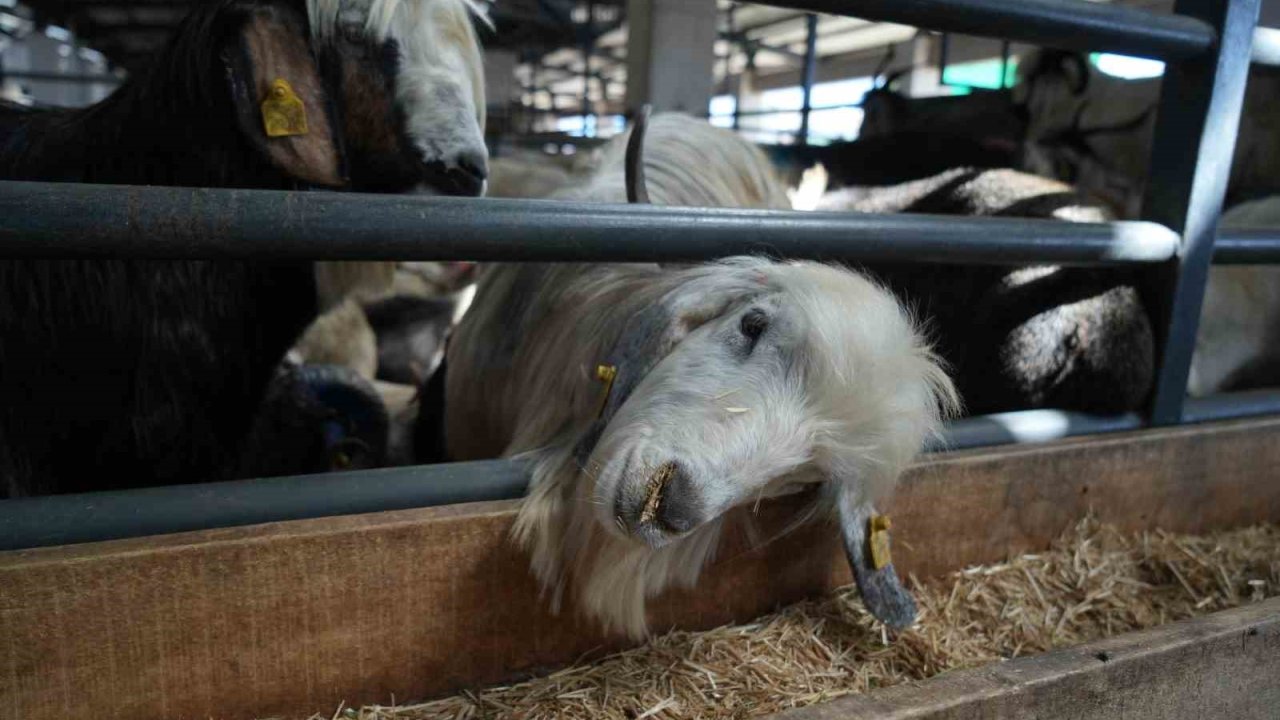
<box><xmin>837</xmin><ymin>490</ymin><xmax>917</xmax><ymax>629</ymax></box>
<box><xmin>626</xmin><ymin>104</ymin><xmax>653</xmax><ymax>204</ymax></box>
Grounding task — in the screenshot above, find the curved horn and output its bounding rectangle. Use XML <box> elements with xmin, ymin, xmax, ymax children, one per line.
<box><xmin>625</xmin><ymin>104</ymin><xmax>653</xmax><ymax>204</ymax></box>
<box><xmin>872</xmin><ymin>45</ymin><xmax>896</xmax><ymax>87</ymax></box>
<box><xmin>837</xmin><ymin>490</ymin><xmax>917</xmax><ymax>629</ymax></box>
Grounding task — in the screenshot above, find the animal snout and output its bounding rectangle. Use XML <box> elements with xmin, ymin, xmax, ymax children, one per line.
<box><xmin>634</xmin><ymin>461</ymin><xmax>701</xmax><ymax>536</ymax></box>
<box><xmin>424</xmin><ymin>150</ymin><xmax>488</xmax><ymax>197</ymax></box>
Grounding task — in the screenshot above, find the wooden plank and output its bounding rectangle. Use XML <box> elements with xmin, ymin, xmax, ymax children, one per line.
<box><xmin>766</xmin><ymin>596</ymin><xmax>1280</xmax><ymax>720</ymax></box>
<box><xmin>2</xmin><ymin>416</ymin><xmax>1280</xmax><ymax>720</ymax></box>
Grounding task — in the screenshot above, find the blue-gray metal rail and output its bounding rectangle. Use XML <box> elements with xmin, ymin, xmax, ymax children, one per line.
<box><xmin>0</xmin><ymin>180</ymin><xmax>1182</xmax><ymax>265</ymax></box>
<box><xmin>760</xmin><ymin>0</ymin><xmax>1216</xmax><ymax>60</ymax></box>
<box><xmin>4</xmin><ymin>391</ymin><xmax>1278</xmax><ymax>552</ymax></box>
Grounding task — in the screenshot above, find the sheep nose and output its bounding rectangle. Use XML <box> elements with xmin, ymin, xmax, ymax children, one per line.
<box><xmin>447</xmin><ymin>150</ymin><xmax>488</xmax><ymax>197</ymax></box>
<box><xmin>421</xmin><ymin>150</ymin><xmax>488</xmax><ymax>197</ymax></box>
<box><xmin>654</xmin><ymin>464</ymin><xmax>700</xmax><ymax>535</ymax></box>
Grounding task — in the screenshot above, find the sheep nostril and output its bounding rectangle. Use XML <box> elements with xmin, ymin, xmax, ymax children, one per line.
<box><xmin>420</xmin><ymin>155</ymin><xmax>487</xmax><ymax>198</ymax></box>
<box><xmin>654</xmin><ymin>465</ymin><xmax>698</xmax><ymax>534</ymax></box>
<box><xmin>448</xmin><ymin>151</ymin><xmax>488</xmax><ymax>197</ymax></box>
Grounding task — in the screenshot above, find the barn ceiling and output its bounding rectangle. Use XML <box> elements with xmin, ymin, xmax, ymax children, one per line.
<box><xmin>6</xmin><ymin>0</ymin><xmax>625</xmax><ymax>73</ymax></box>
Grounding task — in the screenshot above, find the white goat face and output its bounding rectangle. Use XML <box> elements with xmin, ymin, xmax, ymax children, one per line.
<box><xmin>585</xmin><ymin>261</ymin><xmax>954</xmax><ymax>551</ymax></box>
<box><xmin>589</xmin><ymin>295</ymin><xmax>820</xmax><ymax>549</ymax></box>
<box><xmin>510</xmin><ymin>259</ymin><xmax>956</xmax><ymax>639</ymax></box>
<box><xmin>309</xmin><ymin>0</ymin><xmax>489</xmax><ymax>195</ymax></box>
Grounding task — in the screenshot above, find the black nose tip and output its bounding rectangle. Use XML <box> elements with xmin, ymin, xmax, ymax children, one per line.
<box><xmin>422</xmin><ymin>150</ymin><xmax>488</xmax><ymax>197</ymax></box>
<box><xmin>654</xmin><ymin>464</ymin><xmax>700</xmax><ymax>534</ymax></box>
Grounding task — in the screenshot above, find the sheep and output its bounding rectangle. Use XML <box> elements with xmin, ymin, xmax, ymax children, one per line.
<box><xmin>816</xmin><ymin>167</ymin><xmax>1155</xmax><ymax>415</ymax></box>
<box><xmin>1013</xmin><ymin>49</ymin><xmax>1280</xmax><ymax>218</ymax></box>
<box><xmin>235</xmin><ymin>361</ymin><xmax>390</xmax><ymax>477</ymax></box>
<box><xmin>1188</xmin><ymin>197</ymin><xmax>1280</xmax><ymax>396</ymax></box>
<box><xmin>439</xmin><ymin>112</ymin><xmax>957</xmax><ymax>639</ymax></box>
<box><xmin>291</xmin><ymin>298</ymin><xmax>381</xmax><ymax>380</ymax></box>
<box><xmin>0</xmin><ymin>0</ymin><xmax>490</xmax><ymax>497</ymax></box>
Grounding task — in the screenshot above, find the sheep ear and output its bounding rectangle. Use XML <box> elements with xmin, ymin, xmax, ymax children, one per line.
<box><xmin>835</xmin><ymin>485</ymin><xmax>917</xmax><ymax>630</ymax></box>
<box><xmin>625</xmin><ymin>104</ymin><xmax>652</xmax><ymax>204</ymax></box>
<box><xmin>224</xmin><ymin>6</ymin><xmax>346</xmax><ymax>188</ymax></box>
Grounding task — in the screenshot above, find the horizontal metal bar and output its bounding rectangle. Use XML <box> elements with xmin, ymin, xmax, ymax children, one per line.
<box><xmin>756</xmin><ymin>0</ymin><xmax>1215</xmax><ymax>61</ymax></box>
<box><xmin>0</xmin><ymin>71</ymin><xmax>122</xmax><ymax>84</ymax></box>
<box><xmin>1213</xmin><ymin>230</ymin><xmax>1280</xmax><ymax>263</ymax></box>
<box><xmin>0</xmin><ymin>181</ymin><xmax>1178</xmax><ymax>265</ymax></box>
<box><xmin>0</xmin><ymin>460</ymin><xmax>528</xmax><ymax>552</ymax></box>
<box><xmin>5</xmin><ymin>391</ymin><xmax>1279</xmax><ymax>551</ymax></box>
<box><xmin>712</xmin><ymin>102</ymin><xmax>862</xmax><ymax>119</ymax></box>
<box><xmin>1253</xmin><ymin>26</ymin><xmax>1280</xmax><ymax>66</ymax></box>
<box><xmin>935</xmin><ymin>409</ymin><xmax>1142</xmax><ymax>451</ymax></box>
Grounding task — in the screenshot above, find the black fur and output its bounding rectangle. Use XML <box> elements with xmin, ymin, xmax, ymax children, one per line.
<box><xmin>764</xmin><ymin>131</ymin><xmax>1021</xmax><ymax>190</ymax></box>
<box><xmin>850</xmin><ymin>169</ymin><xmax>1155</xmax><ymax>415</ymax></box>
<box><xmin>0</xmin><ymin>0</ymin><xmax>452</xmax><ymax>497</ymax></box>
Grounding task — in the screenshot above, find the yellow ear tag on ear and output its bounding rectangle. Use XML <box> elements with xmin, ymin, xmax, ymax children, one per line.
<box><xmin>594</xmin><ymin>364</ymin><xmax>618</xmax><ymax>419</ymax></box>
<box><xmin>869</xmin><ymin>514</ymin><xmax>893</xmax><ymax>570</ymax></box>
<box><xmin>261</xmin><ymin>78</ymin><xmax>309</xmax><ymax>138</ymax></box>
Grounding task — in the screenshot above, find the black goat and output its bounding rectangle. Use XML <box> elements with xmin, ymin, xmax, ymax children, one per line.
<box><xmin>764</xmin><ymin>130</ymin><xmax>1021</xmax><ymax>191</ymax></box>
<box><xmin>0</xmin><ymin>0</ymin><xmax>489</xmax><ymax>497</ymax></box>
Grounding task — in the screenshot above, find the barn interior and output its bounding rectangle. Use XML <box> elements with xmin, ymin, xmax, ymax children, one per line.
<box><xmin>8</xmin><ymin>0</ymin><xmax>1277</xmax><ymax>151</ymax></box>
<box><xmin>3</xmin><ymin>0</ymin><xmax>1280</xmax><ymax>719</ymax></box>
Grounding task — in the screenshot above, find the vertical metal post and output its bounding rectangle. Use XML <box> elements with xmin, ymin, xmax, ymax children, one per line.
<box><xmin>581</xmin><ymin>1</ymin><xmax>595</xmax><ymax>137</ymax></box>
<box><xmin>939</xmin><ymin>31</ymin><xmax>951</xmax><ymax>86</ymax></box>
<box><xmin>1143</xmin><ymin>0</ymin><xmax>1260</xmax><ymax>425</ymax></box>
<box><xmin>999</xmin><ymin>39</ymin><xmax>1011</xmax><ymax>88</ymax></box>
<box><xmin>798</xmin><ymin>13</ymin><xmax>818</xmax><ymax>145</ymax></box>
<box><xmin>528</xmin><ymin>56</ymin><xmax>540</xmax><ymax>135</ymax></box>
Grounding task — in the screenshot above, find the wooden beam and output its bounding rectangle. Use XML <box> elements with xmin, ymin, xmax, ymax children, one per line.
<box><xmin>3</xmin><ymin>417</ymin><xmax>1280</xmax><ymax>720</ymax></box>
<box><xmin>766</xmin><ymin>596</ymin><xmax>1280</xmax><ymax>720</ymax></box>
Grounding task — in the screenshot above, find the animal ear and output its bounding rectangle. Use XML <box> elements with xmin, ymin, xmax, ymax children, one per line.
<box><xmin>223</xmin><ymin>5</ymin><xmax>346</xmax><ymax>187</ymax></box>
<box><xmin>625</xmin><ymin>104</ymin><xmax>652</xmax><ymax>204</ymax></box>
<box><xmin>834</xmin><ymin>484</ymin><xmax>917</xmax><ymax>629</ymax></box>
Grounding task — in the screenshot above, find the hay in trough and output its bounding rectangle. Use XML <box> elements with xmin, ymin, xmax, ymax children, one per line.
<box><xmin>297</xmin><ymin>518</ymin><xmax>1279</xmax><ymax>720</ymax></box>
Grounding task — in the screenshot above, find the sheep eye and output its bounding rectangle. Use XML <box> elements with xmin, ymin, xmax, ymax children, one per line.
<box><xmin>740</xmin><ymin>309</ymin><xmax>769</xmax><ymax>342</ymax></box>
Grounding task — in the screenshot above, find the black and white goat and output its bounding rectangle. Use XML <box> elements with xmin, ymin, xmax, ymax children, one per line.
<box><xmin>438</xmin><ymin>112</ymin><xmax>956</xmax><ymax>639</ymax></box>
<box><xmin>1014</xmin><ymin>49</ymin><xmax>1280</xmax><ymax>217</ymax></box>
<box><xmin>0</xmin><ymin>0</ymin><xmax>489</xmax><ymax>496</ymax></box>
<box><xmin>817</xmin><ymin>167</ymin><xmax>1155</xmax><ymax>415</ymax></box>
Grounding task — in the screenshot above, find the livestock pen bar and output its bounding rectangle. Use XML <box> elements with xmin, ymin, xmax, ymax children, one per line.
<box><xmin>5</xmin><ymin>0</ymin><xmax>1280</xmax><ymax>717</ymax></box>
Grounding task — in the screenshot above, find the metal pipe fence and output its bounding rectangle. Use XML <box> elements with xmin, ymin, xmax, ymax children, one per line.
<box><xmin>5</xmin><ymin>389</ymin><xmax>1278</xmax><ymax>552</ymax></box>
<box><xmin>1</xmin><ymin>0</ymin><xmax>1279</xmax><ymax>548</ymax></box>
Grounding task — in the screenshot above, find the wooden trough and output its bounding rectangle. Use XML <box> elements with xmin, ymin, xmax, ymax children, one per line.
<box><xmin>2</xmin><ymin>416</ymin><xmax>1280</xmax><ymax>720</ymax></box>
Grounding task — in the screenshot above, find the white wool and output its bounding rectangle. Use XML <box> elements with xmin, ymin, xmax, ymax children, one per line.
<box><xmin>447</xmin><ymin>115</ymin><xmax>955</xmax><ymax>639</ymax></box>
<box><xmin>307</xmin><ymin>0</ymin><xmax>489</xmax><ymax>169</ymax></box>
<box><xmin>552</xmin><ymin>112</ymin><xmax>793</xmax><ymax>210</ymax></box>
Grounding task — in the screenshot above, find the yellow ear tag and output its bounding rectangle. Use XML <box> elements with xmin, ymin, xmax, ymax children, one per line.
<box><xmin>261</xmin><ymin>78</ymin><xmax>309</xmax><ymax>138</ymax></box>
<box><xmin>868</xmin><ymin>514</ymin><xmax>893</xmax><ymax>570</ymax></box>
<box><xmin>594</xmin><ymin>364</ymin><xmax>618</xmax><ymax>419</ymax></box>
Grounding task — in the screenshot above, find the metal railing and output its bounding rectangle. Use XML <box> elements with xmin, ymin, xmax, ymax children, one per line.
<box><xmin>2</xmin><ymin>0</ymin><xmax>1280</xmax><ymax>550</ymax></box>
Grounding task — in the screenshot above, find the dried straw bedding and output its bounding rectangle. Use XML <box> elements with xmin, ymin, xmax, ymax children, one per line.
<box><xmin>287</xmin><ymin>518</ymin><xmax>1279</xmax><ymax>720</ymax></box>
